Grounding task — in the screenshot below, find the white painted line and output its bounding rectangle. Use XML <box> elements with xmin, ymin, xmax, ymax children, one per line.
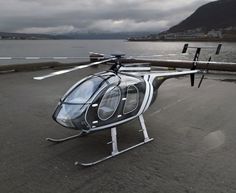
<box><xmin>0</xmin><ymin>69</ymin><xmax>15</xmax><ymax>73</ymax></box>
<box><xmin>53</xmin><ymin>57</ymin><xmax>68</xmax><ymax>60</ymax></box>
<box><xmin>0</xmin><ymin>57</ymin><xmax>12</xmax><ymax>60</ymax></box>
<box><xmin>152</xmin><ymin>54</ymin><xmax>164</xmax><ymax>57</ymax></box>
<box><xmin>25</xmin><ymin>57</ymin><xmax>40</xmax><ymax>60</ymax></box>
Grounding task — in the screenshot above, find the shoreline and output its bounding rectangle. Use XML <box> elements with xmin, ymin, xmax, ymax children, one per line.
<box><xmin>127</xmin><ymin>38</ymin><xmax>236</xmax><ymax>42</ymax></box>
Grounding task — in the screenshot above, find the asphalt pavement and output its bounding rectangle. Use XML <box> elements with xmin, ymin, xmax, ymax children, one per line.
<box><xmin>1</xmin><ymin>66</ymin><xmax>236</xmax><ymax>193</ymax></box>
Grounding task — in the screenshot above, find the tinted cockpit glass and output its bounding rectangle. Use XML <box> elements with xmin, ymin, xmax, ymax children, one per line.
<box><xmin>64</xmin><ymin>76</ymin><xmax>106</xmax><ymax>104</ymax></box>
<box><xmin>124</xmin><ymin>86</ymin><xmax>139</xmax><ymax>114</ymax></box>
<box><xmin>98</xmin><ymin>86</ymin><xmax>121</xmax><ymax>120</ymax></box>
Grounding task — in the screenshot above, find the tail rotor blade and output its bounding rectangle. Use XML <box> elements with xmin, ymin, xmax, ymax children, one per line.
<box><xmin>190</xmin><ymin>73</ymin><xmax>195</xmax><ymax>87</ymax></box>
<box><xmin>33</xmin><ymin>57</ymin><xmax>115</xmax><ymax>80</ymax></box>
<box><xmin>198</xmin><ymin>74</ymin><xmax>205</xmax><ymax>88</ymax></box>
<box><xmin>215</xmin><ymin>44</ymin><xmax>222</xmax><ymax>55</ymax></box>
<box><xmin>182</xmin><ymin>44</ymin><xmax>189</xmax><ymax>53</ymax></box>
<box><xmin>197</xmin><ymin>56</ymin><xmax>211</xmax><ymax>88</ymax></box>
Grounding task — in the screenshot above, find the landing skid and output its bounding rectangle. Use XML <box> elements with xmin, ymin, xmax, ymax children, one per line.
<box><xmin>77</xmin><ymin>138</ymin><xmax>153</xmax><ymax>166</ymax></box>
<box><xmin>46</xmin><ymin>131</ymin><xmax>87</xmax><ymax>143</ymax></box>
<box><xmin>76</xmin><ymin>114</ymin><xmax>154</xmax><ymax>167</ymax></box>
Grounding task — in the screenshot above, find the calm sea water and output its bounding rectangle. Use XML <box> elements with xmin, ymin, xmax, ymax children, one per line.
<box><xmin>0</xmin><ymin>40</ymin><xmax>236</xmax><ymax>65</ymax></box>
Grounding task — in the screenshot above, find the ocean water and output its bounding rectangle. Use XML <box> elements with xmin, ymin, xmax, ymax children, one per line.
<box><xmin>0</xmin><ymin>40</ymin><xmax>236</xmax><ymax>65</ymax></box>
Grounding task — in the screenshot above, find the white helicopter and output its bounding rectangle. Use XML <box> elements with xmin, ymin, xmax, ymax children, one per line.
<box><xmin>31</xmin><ymin>44</ymin><xmax>223</xmax><ymax>166</ymax></box>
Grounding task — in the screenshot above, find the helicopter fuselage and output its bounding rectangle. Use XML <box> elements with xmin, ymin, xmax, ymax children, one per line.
<box><xmin>31</xmin><ymin>45</ymin><xmax>207</xmax><ymax>166</ymax></box>
<box><xmin>53</xmin><ymin>71</ymin><xmax>163</xmax><ymax>132</ymax></box>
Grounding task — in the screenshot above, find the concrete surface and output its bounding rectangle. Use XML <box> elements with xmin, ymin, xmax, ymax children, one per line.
<box><xmin>0</xmin><ymin>66</ymin><xmax>236</xmax><ymax>193</ymax></box>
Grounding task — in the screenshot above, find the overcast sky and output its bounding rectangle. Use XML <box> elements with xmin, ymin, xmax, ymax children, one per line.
<box><xmin>0</xmin><ymin>0</ymin><xmax>216</xmax><ymax>34</ymax></box>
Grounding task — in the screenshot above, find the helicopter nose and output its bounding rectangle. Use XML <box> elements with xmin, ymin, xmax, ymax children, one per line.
<box><xmin>53</xmin><ymin>103</ymin><xmax>89</xmax><ymax>128</ymax></box>
<box><xmin>56</xmin><ymin>117</ymin><xmax>74</xmax><ymax>128</ymax></box>
<box><xmin>56</xmin><ymin>105</ymin><xmax>75</xmax><ymax>128</ymax></box>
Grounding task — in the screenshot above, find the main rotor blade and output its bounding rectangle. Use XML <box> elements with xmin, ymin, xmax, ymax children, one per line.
<box><xmin>126</xmin><ymin>58</ymin><xmax>236</xmax><ymax>66</ymax></box>
<box><xmin>0</xmin><ymin>56</ymin><xmax>93</xmax><ymax>60</ymax></box>
<box><xmin>33</xmin><ymin>58</ymin><xmax>115</xmax><ymax>80</ymax></box>
<box><xmin>122</xmin><ymin>58</ymin><xmax>236</xmax><ymax>72</ymax></box>
<box><xmin>128</xmin><ymin>53</ymin><xmax>189</xmax><ymax>59</ymax></box>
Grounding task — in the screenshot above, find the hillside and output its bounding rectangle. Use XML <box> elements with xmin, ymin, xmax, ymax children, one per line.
<box><xmin>128</xmin><ymin>0</ymin><xmax>236</xmax><ymax>41</ymax></box>
<box><xmin>167</xmin><ymin>0</ymin><xmax>236</xmax><ymax>33</ymax></box>
<box><xmin>0</xmin><ymin>32</ymin><xmax>59</xmax><ymax>40</ymax></box>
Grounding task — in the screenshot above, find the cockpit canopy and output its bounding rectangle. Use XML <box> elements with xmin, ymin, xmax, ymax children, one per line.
<box><xmin>65</xmin><ymin>76</ymin><xmax>105</xmax><ymax>104</ymax></box>
<box><xmin>54</xmin><ymin>73</ymin><xmax>120</xmax><ymax>128</ymax></box>
<box><xmin>63</xmin><ymin>73</ymin><xmax>120</xmax><ymax>104</ymax></box>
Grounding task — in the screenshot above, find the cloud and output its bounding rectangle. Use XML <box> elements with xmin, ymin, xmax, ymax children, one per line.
<box><xmin>0</xmin><ymin>0</ymin><xmax>216</xmax><ymax>34</ymax></box>
<box><xmin>86</xmin><ymin>19</ymin><xmax>170</xmax><ymax>33</ymax></box>
<box><xmin>15</xmin><ymin>25</ymin><xmax>78</xmax><ymax>34</ymax></box>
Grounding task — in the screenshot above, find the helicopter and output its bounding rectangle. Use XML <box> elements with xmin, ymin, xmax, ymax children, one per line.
<box><xmin>30</xmin><ymin>43</ymin><xmax>223</xmax><ymax>166</ymax></box>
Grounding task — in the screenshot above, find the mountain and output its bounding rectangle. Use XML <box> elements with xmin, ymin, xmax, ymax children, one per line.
<box><xmin>128</xmin><ymin>0</ymin><xmax>236</xmax><ymax>41</ymax></box>
<box><xmin>0</xmin><ymin>32</ymin><xmax>57</xmax><ymax>40</ymax></box>
<box><xmin>167</xmin><ymin>0</ymin><xmax>236</xmax><ymax>33</ymax></box>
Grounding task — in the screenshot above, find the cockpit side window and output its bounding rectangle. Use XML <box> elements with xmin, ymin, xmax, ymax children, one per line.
<box><xmin>64</xmin><ymin>76</ymin><xmax>106</xmax><ymax>104</ymax></box>
<box><xmin>123</xmin><ymin>85</ymin><xmax>139</xmax><ymax>114</ymax></box>
<box><xmin>98</xmin><ymin>86</ymin><xmax>121</xmax><ymax>121</ymax></box>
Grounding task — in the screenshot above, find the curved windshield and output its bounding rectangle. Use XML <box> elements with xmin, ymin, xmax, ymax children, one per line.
<box><xmin>64</xmin><ymin>76</ymin><xmax>106</xmax><ymax>104</ymax></box>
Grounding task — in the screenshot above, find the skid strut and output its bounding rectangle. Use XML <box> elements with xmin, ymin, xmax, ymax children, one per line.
<box><xmin>46</xmin><ymin>131</ymin><xmax>87</xmax><ymax>143</ymax></box>
<box><xmin>77</xmin><ymin>114</ymin><xmax>154</xmax><ymax>166</ymax></box>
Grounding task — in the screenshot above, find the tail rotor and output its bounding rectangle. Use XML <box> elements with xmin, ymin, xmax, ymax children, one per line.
<box><xmin>182</xmin><ymin>43</ymin><xmax>222</xmax><ymax>87</ymax></box>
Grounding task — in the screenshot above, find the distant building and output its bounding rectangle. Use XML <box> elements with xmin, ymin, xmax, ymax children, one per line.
<box><xmin>224</xmin><ymin>26</ymin><xmax>234</xmax><ymax>31</ymax></box>
<box><xmin>207</xmin><ymin>30</ymin><xmax>222</xmax><ymax>38</ymax></box>
<box><xmin>161</xmin><ymin>30</ymin><xmax>206</xmax><ymax>40</ymax></box>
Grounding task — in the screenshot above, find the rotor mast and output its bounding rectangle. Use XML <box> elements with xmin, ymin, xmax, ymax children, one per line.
<box><xmin>110</xmin><ymin>53</ymin><xmax>125</xmax><ymax>73</ymax></box>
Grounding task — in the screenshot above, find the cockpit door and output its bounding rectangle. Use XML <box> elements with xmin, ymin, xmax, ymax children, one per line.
<box><xmin>98</xmin><ymin>86</ymin><xmax>121</xmax><ymax>121</ymax></box>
